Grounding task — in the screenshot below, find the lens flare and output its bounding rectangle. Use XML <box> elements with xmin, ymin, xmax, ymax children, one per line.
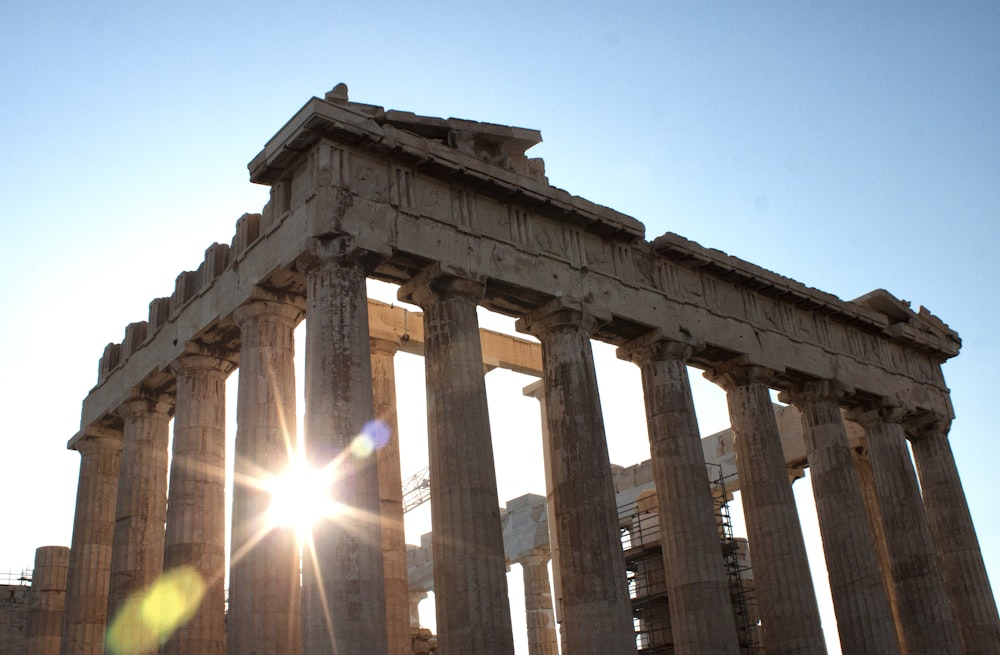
<box><xmin>105</xmin><ymin>566</ymin><xmax>205</xmax><ymax>654</ymax></box>
<box><xmin>365</xmin><ymin>419</ymin><xmax>391</xmax><ymax>449</ymax></box>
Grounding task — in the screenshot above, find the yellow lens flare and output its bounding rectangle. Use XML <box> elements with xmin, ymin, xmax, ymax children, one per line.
<box><xmin>105</xmin><ymin>566</ymin><xmax>206</xmax><ymax>654</ymax></box>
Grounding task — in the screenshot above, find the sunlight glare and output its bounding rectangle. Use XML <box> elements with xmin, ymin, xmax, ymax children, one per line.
<box><xmin>266</xmin><ymin>460</ymin><xmax>342</xmax><ymax>540</ymax></box>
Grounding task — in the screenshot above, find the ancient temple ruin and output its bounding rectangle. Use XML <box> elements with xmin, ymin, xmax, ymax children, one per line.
<box><xmin>42</xmin><ymin>84</ymin><xmax>1000</xmax><ymax>655</ymax></box>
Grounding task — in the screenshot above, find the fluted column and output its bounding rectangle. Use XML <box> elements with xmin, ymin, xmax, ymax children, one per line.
<box><xmin>162</xmin><ymin>350</ymin><xmax>236</xmax><ymax>655</ymax></box>
<box><xmin>371</xmin><ymin>337</ymin><xmax>411</xmax><ymax>655</ymax></box>
<box><xmin>516</xmin><ymin>300</ymin><xmax>636</xmax><ymax>655</ymax></box>
<box><xmin>785</xmin><ymin>382</ymin><xmax>899</xmax><ymax>654</ymax></box>
<box><xmin>847</xmin><ymin>404</ymin><xmax>961</xmax><ymax>654</ymax></box>
<box><xmin>61</xmin><ymin>428</ymin><xmax>122</xmax><ymax>655</ymax></box>
<box><xmin>619</xmin><ymin>334</ymin><xmax>741</xmax><ymax>655</ymax></box>
<box><xmin>851</xmin><ymin>446</ymin><xmax>904</xmax><ymax>645</ymax></box>
<box><xmin>107</xmin><ymin>395</ymin><xmax>172</xmax><ymax>624</ymax></box>
<box><xmin>520</xmin><ymin>552</ymin><xmax>558</xmax><ymax>655</ymax></box>
<box><xmin>398</xmin><ymin>264</ymin><xmax>514</xmax><ymax>655</ymax></box>
<box><xmin>301</xmin><ymin>236</ymin><xmax>387</xmax><ymax>654</ymax></box>
<box><xmin>27</xmin><ymin>546</ymin><xmax>70</xmax><ymax>655</ymax></box>
<box><xmin>705</xmin><ymin>362</ymin><xmax>826</xmax><ymax>654</ymax></box>
<box><xmin>908</xmin><ymin>416</ymin><xmax>1000</xmax><ymax>654</ymax></box>
<box><xmin>228</xmin><ymin>297</ymin><xmax>302</xmax><ymax>655</ymax></box>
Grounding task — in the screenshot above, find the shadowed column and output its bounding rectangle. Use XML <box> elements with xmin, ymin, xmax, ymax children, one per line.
<box><xmin>107</xmin><ymin>396</ymin><xmax>172</xmax><ymax>630</ymax></box>
<box><xmin>847</xmin><ymin>404</ymin><xmax>962</xmax><ymax>655</ymax></box>
<box><xmin>27</xmin><ymin>545</ymin><xmax>70</xmax><ymax>655</ymax></box>
<box><xmin>399</xmin><ymin>264</ymin><xmax>514</xmax><ymax>655</ymax></box>
<box><xmin>301</xmin><ymin>236</ymin><xmax>387</xmax><ymax>654</ymax></box>
<box><xmin>908</xmin><ymin>416</ymin><xmax>1000</xmax><ymax>654</ymax></box>
<box><xmin>619</xmin><ymin>335</ymin><xmax>741</xmax><ymax>655</ymax></box>
<box><xmin>61</xmin><ymin>428</ymin><xmax>122</xmax><ymax>655</ymax></box>
<box><xmin>162</xmin><ymin>350</ymin><xmax>236</xmax><ymax>655</ymax></box>
<box><xmin>228</xmin><ymin>297</ymin><xmax>303</xmax><ymax>655</ymax></box>
<box><xmin>784</xmin><ymin>382</ymin><xmax>899</xmax><ymax>654</ymax></box>
<box><xmin>706</xmin><ymin>362</ymin><xmax>826</xmax><ymax>655</ymax></box>
<box><xmin>517</xmin><ymin>300</ymin><xmax>636</xmax><ymax>655</ymax></box>
<box><xmin>851</xmin><ymin>445</ymin><xmax>904</xmax><ymax>646</ymax></box>
<box><xmin>370</xmin><ymin>337</ymin><xmax>412</xmax><ymax>655</ymax></box>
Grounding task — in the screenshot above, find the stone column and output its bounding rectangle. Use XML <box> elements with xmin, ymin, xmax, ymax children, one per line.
<box><xmin>516</xmin><ymin>300</ymin><xmax>636</xmax><ymax>655</ymax></box>
<box><xmin>618</xmin><ymin>335</ymin><xmax>741</xmax><ymax>655</ymax></box>
<box><xmin>851</xmin><ymin>446</ymin><xmax>904</xmax><ymax>646</ymax></box>
<box><xmin>908</xmin><ymin>417</ymin><xmax>1000</xmax><ymax>654</ymax></box>
<box><xmin>520</xmin><ymin>552</ymin><xmax>558</xmax><ymax>655</ymax></box>
<box><xmin>705</xmin><ymin>362</ymin><xmax>826</xmax><ymax>654</ymax></box>
<box><xmin>107</xmin><ymin>395</ymin><xmax>172</xmax><ymax>624</ymax></box>
<box><xmin>26</xmin><ymin>546</ymin><xmax>70</xmax><ymax>655</ymax></box>
<box><xmin>162</xmin><ymin>350</ymin><xmax>236</xmax><ymax>655</ymax></box>
<box><xmin>371</xmin><ymin>337</ymin><xmax>412</xmax><ymax>655</ymax></box>
<box><xmin>522</xmin><ymin>381</ymin><xmax>565</xmax><ymax>652</ymax></box>
<box><xmin>398</xmin><ymin>264</ymin><xmax>514</xmax><ymax>655</ymax></box>
<box><xmin>228</xmin><ymin>297</ymin><xmax>302</xmax><ymax>655</ymax></box>
<box><xmin>61</xmin><ymin>428</ymin><xmax>121</xmax><ymax>655</ymax></box>
<box><xmin>301</xmin><ymin>237</ymin><xmax>387</xmax><ymax>654</ymax></box>
<box><xmin>847</xmin><ymin>404</ymin><xmax>962</xmax><ymax>654</ymax></box>
<box><xmin>785</xmin><ymin>382</ymin><xmax>899</xmax><ymax>654</ymax></box>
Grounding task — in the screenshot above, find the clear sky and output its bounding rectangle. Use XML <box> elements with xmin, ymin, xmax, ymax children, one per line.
<box><xmin>1</xmin><ymin>2</ymin><xmax>998</xmax><ymax>654</ymax></box>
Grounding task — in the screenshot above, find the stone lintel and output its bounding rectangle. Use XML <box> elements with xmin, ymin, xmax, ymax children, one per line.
<box><xmin>655</xmin><ymin>232</ymin><xmax>960</xmax><ymax>360</ymax></box>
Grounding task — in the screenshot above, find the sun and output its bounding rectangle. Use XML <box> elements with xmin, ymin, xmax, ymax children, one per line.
<box><xmin>248</xmin><ymin>421</ymin><xmax>390</xmax><ymax>546</ymax></box>
<box><xmin>264</xmin><ymin>457</ymin><xmax>343</xmax><ymax>541</ymax></box>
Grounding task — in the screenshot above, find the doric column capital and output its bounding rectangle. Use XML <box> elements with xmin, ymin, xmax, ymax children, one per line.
<box><xmin>168</xmin><ymin>349</ymin><xmax>238</xmax><ymax>378</ymax></box>
<box><xmin>522</xmin><ymin>379</ymin><xmax>545</xmax><ymax>402</ymax></box>
<box><xmin>846</xmin><ymin>402</ymin><xmax>907</xmax><ymax>429</ymax></box>
<box><xmin>233</xmin><ymin>296</ymin><xmax>304</xmax><ymax>327</ymax></box>
<box><xmin>70</xmin><ymin>425</ymin><xmax>123</xmax><ymax>454</ymax></box>
<box><xmin>616</xmin><ymin>329</ymin><xmax>695</xmax><ymax>367</ymax></box>
<box><xmin>902</xmin><ymin>411</ymin><xmax>952</xmax><ymax>441</ymax></box>
<box><xmin>517</xmin><ymin>549</ymin><xmax>551</xmax><ymax>568</ymax></box>
<box><xmin>704</xmin><ymin>357</ymin><xmax>777</xmax><ymax>391</ymax></box>
<box><xmin>514</xmin><ymin>297</ymin><xmax>608</xmax><ymax>340</ymax></box>
<box><xmin>397</xmin><ymin>262</ymin><xmax>485</xmax><ymax>307</ymax></box>
<box><xmin>780</xmin><ymin>379</ymin><xmax>849</xmax><ymax>409</ymax></box>
<box><xmin>370</xmin><ymin>335</ymin><xmax>402</xmax><ymax>356</ymax></box>
<box><xmin>295</xmin><ymin>234</ymin><xmax>388</xmax><ymax>274</ymax></box>
<box><xmin>117</xmin><ymin>394</ymin><xmax>173</xmax><ymax>419</ymax></box>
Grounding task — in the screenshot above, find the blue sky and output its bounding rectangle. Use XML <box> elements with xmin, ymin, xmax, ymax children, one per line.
<box><xmin>2</xmin><ymin>3</ymin><xmax>997</xmax><ymax>653</ymax></box>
